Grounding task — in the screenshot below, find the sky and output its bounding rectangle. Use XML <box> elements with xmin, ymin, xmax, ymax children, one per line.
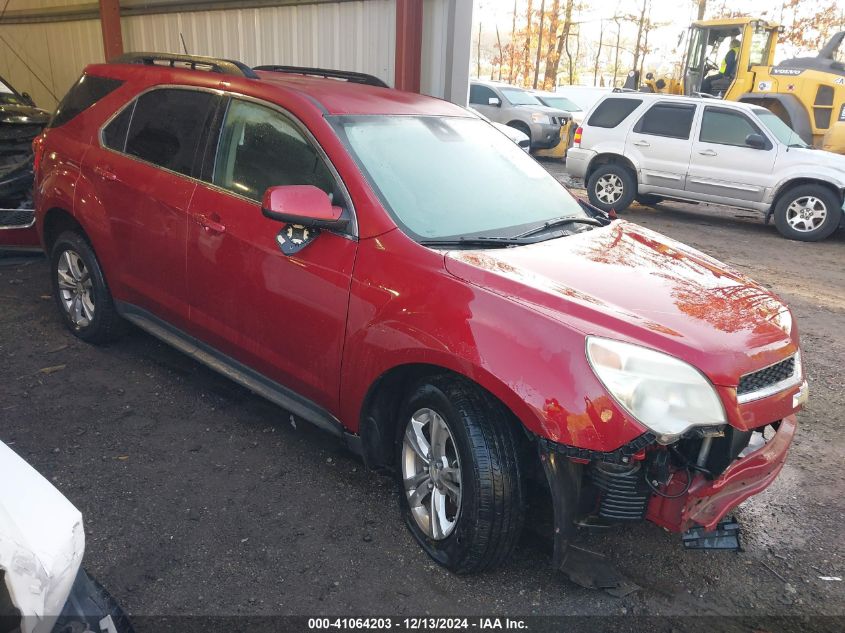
<box><xmin>471</xmin><ymin>0</ymin><xmax>842</xmax><ymax>85</ymax></box>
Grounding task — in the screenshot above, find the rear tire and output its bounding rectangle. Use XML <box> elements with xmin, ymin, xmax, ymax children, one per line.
<box><xmin>587</xmin><ymin>163</ymin><xmax>636</xmax><ymax>212</ymax></box>
<box><xmin>773</xmin><ymin>185</ymin><xmax>841</xmax><ymax>242</ymax></box>
<box><xmin>396</xmin><ymin>376</ymin><xmax>525</xmax><ymax>574</ymax></box>
<box><xmin>50</xmin><ymin>231</ymin><xmax>126</xmax><ymax>344</ymax></box>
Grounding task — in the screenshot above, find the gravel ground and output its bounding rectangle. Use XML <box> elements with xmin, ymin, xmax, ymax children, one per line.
<box><xmin>1</xmin><ymin>160</ymin><xmax>843</xmax><ymax>630</ymax></box>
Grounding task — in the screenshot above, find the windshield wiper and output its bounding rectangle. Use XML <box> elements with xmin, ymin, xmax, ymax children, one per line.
<box><xmin>514</xmin><ymin>216</ymin><xmax>605</xmax><ymax>239</ymax></box>
<box><xmin>419</xmin><ymin>236</ymin><xmax>531</xmax><ymax>248</ymax></box>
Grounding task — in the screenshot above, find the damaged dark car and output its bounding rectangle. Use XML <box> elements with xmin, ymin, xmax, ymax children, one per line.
<box><xmin>0</xmin><ymin>75</ymin><xmax>48</xmax><ymax>248</ymax></box>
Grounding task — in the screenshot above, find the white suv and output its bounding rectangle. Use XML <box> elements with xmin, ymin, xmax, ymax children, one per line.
<box><xmin>566</xmin><ymin>92</ymin><xmax>845</xmax><ymax>241</ymax></box>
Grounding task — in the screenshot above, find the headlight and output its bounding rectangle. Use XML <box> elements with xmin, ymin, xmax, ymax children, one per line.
<box><xmin>530</xmin><ymin>112</ymin><xmax>551</xmax><ymax>124</ymax></box>
<box><xmin>586</xmin><ymin>336</ymin><xmax>726</xmax><ymax>444</ymax></box>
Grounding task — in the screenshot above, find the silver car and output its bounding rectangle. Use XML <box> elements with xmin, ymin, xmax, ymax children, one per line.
<box><xmin>469</xmin><ymin>80</ymin><xmax>569</xmax><ymax>151</ymax></box>
<box><xmin>566</xmin><ymin>92</ymin><xmax>845</xmax><ymax>241</ymax></box>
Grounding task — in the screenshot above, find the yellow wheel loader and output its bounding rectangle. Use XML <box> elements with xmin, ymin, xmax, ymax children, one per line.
<box><xmin>630</xmin><ymin>18</ymin><xmax>845</xmax><ymax>154</ymax></box>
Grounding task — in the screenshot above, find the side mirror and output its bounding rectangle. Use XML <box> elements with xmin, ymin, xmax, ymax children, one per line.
<box><xmin>488</xmin><ymin>97</ymin><xmax>501</xmax><ymax>107</ymax></box>
<box><xmin>261</xmin><ymin>185</ymin><xmax>348</xmax><ymax>231</ymax></box>
<box><xmin>745</xmin><ymin>133</ymin><xmax>766</xmax><ymax>149</ymax></box>
<box><xmin>21</xmin><ymin>92</ymin><xmax>35</xmax><ymax>106</ymax></box>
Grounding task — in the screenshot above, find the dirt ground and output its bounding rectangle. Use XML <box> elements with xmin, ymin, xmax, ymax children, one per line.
<box><xmin>1</xmin><ymin>161</ymin><xmax>843</xmax><ymax>630</ymax></box>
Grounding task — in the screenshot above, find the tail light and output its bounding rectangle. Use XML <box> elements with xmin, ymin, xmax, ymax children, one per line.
<box><xmin>573</xmin><ymin>126</ymin><xmax>583</xmax><ymax>148</ymax></box>
<box><xmin>32</xmin><ymin>133</ymin><xmax>46</xmax><ymax>180</ymax></box>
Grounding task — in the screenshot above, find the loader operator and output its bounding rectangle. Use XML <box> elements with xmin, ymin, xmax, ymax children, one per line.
<box><xmin>701</xmin><ymin>38</ymin><xmax>740</xmax><ymax>95</ymax></box>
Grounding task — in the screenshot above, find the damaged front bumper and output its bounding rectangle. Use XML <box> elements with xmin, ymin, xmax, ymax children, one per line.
<box><xmin>538</xmin><ymin>412</ymin><xmax>798</xmax><ymax>557</ymax></box>
<box><xmin>647</xmin><ymin>414</ymin><xmax>797</xmax><ymax>532</ymax></box>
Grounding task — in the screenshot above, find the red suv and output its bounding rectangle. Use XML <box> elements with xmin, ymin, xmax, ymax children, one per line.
<box><xmin>34</xmin><ymin>53</ymin><xmax>807</xmax><ymax>576</ymax></box>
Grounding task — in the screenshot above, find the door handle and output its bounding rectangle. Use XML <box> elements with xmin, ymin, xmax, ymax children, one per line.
<box><xmin>93</xmin><ymin>165</ymin><xmax>118</xmax><ymax>181</ymax></box>
<box><xmin>193</xmin><ymin>213</ymin><xmax>226</xmax><ymax>233</ymax></box>
<box><xmin>633</xmin><ymin>140</ymin><xmax>650</xmax><ymax>147</ymax></box>
<box><xmin>698</xmin><ymin>149</ymin><xmax>718</xmax><ymax>156</ymax></box>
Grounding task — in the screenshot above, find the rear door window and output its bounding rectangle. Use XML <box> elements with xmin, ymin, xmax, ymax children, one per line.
<box><xmin>49</xmin><ymin>74</ymin><xmax>124</xmax><ymax>128</ymax></box>
<box><xmin>124</xmin><ymin>89</ymin><xmax>218</xmax><ymax>176</ymax></box>
<box><xmin>587</xmin><ymin>98</ymin><xmax>642</xmax><ymax>128</ymax></box>
<box><xmin>634</xmin><ymin>103</ymin><xmax>696</xmax><ymax>139</ymax></box>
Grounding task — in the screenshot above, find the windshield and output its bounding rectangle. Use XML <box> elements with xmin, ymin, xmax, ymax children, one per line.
<box><xmin>539</xmin><ymin>96</ymin><xmax>582</xmax><ymax>112</ymax></box>
<box><xmin>501</xmin><ymin>88</ymin><xmax>543</xmax><ymax>106</ymax></box>
<box><xmin>753</xmin><ymin>108</ymin><xmax>808</xmax><ymax>147</ymax></box>
<box><xmin>331</xmin><ymin>116</ymin><xmax>588</xmax><ymax>241</ymax></box>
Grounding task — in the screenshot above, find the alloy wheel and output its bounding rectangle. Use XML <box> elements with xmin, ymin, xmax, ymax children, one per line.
<box><xmin>402</xmin><ymin>407</ymin><xmax>462</xmax><ymax>540</ymax></box>
<box><xmin>56</xmin><ymin>249</ymin><xmax>95</xmax><ymax>327</ymax></box>
<box><xmin>595</xmin><ymin>174</ymin><xmax>624</xmax><ymax>205</ymax></box>
<box><xmin>785</xmin><ymin>196</ymin><xmax>827</xmax><ymax>233</ymax></box>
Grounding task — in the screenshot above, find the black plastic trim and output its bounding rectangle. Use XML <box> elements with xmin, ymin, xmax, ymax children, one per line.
<box><xmin>537</xmin><ymin>432</ymin><xmax>657</xmax><ymax>465</ymax></box>
<box><xmin>112</xmin><ymin>52</ymin><xmax>259</xmax><ymax>79</ymax></box>
<box><xmin>115</xmin><ymin>301</ymin><xmax>345</xmax><ymax>438</ymax></box>
<box><xmin>254</xmin><ymin>65</ymin><xmax>388</xmax><ymax>88</ymax></box>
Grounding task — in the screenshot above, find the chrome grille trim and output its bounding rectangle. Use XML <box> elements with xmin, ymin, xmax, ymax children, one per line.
<box><xmin>737</xmin><ymin>352</ymin><xmax>803</xmax><ymax>404</ymax></box>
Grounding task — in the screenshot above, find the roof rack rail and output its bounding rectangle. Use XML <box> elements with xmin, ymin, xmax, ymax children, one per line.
<box><xmin>111</xmin><ymin>52</ymin><xmax>259</xmax><ymax>79</ymax></box>
<box><xmin>253</xmin><ymin>65</ymin><xmax>388</xmax><ymax>88</ymax></box>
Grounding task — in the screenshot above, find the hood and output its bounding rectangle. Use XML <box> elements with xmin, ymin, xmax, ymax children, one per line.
<box><xmin>443</xmin><ymin>221</ymin><xmax>797</xmax><ymax>387</ymax></box>
<box><xmin>521</xmin><ymin>104</ymin><xmax>571</xmax><ymax>119</ymax></box>
<box><xmin>788</xmin><ymin>146</ymin><xmax>845</xmax><ymax>173</ymax></box>
<box><xmin>0</xmin><ymin>442</ymin><xmax>84</xmax><ymax>633</ymax></box>
<box><xmin>0</xmin><ymin>103</ymin><xmax>50</xmax><ymax>125</ymax></box>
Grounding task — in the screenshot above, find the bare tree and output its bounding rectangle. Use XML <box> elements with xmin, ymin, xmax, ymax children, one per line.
<box><xmin>508</xmin><ymin>0</ymin><xmax>518</xmax><ymax>82</ymax></box>
<box><xmin>495</xmin><ymin>26</ymin><xmax>504</xmax><ymax>80</ymax></box>
<box><xmin>631</xmin><ymin>0</ymin><xmax>647</xmax><ymax>73</ymax></box>
<box><xmin>522</xmin><ymin>0</ymin><xmax>534</xmax><ymax>86</ymax></box>
<box><xmin>541</xmin><ymin>0</ymin><xmax>562</xmax><ymax>89</ymax></box>
<box><xmin>476</xmin><ymin>22</ymin><xmax>482</xmax><ymax>78</ymax></box>
<box><xmin>593</xmin><ymin>19</ymin><xmax>604</xmax><ymax>86</ymax></box>
<box><xmin>532</xmin><ymin>0</ymin><xmax>546</xmax><ymax>88</ymax></box>
<box><xmin>564</xmin><ymin>22</ymin><xmax>580</xmax><ymax>85</ymax></box>
<box><xmin>612</xmin><ymin>14</ymin><xmax>623</xmax><ymax>87</ymax></box>
<box><xmin>697</xmin><ymin>0</ymin><xmax>706</xmax><ymax>20</ymax></box>
<box><xmin>547</xmin><ymin>0</ymin><xmax>573</xmax><ymax>86</ymax></box>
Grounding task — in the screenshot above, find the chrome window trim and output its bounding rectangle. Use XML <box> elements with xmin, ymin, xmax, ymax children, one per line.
<box><xmin>96</xmin><ymin>84</ymin><xmax>358</xmax><ymax>239</ymax></box>
<box><xmin>736</xmin><ymin>352</ymin><xmax>803</xmax><ymax>404</ymax></box>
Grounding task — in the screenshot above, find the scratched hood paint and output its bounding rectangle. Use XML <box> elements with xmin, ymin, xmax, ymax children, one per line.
<box><xmin>444</xmin><ymin>221</ymin><xmax>797</xmax><ymax>386</ymax></box>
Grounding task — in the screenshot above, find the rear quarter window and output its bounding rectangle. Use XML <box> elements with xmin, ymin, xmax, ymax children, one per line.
<box><xmin>49</xmin><ymin>74</ymin><xmax>123</xmax><ymax>128</ymax></box>
<box><xmin>634</xmin><ymin>103</ymin><xmax>696</xmax><ymax>139</ymax></box>
<box><xmin>124</xmin><ymin>88</ymin><xmax>218</xmax><ymax>176</ymax></box>
<box><xmin>587</xmin><ymin>98</ymin><xmax>642</xmax><ymax>128</ymax></box>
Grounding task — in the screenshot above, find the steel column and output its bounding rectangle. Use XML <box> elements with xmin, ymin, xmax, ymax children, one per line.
<box><xmin>98</xmin><ymin>0</ymin><xmax>124</xmax><ymax>61</ymax></box>
<box><xmin>395</xmin><ymin>0</ymin><xmax>422</xmax><ymax>92</ymax></box>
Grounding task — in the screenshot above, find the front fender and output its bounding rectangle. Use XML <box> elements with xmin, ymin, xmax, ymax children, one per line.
<box><xmin>338</xmin><ymin>230</ymin><xmax>647</xmax><ymax>452</ymax></box>
<box><xmin>769</xmin><ymin>170</ymin><xmax>845</xmax><ymax>206</ymax></box>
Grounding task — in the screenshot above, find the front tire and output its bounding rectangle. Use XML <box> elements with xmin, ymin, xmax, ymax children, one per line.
<box><xmin>507</xmin><ymin>122</ymin><xmax>532</xmax><ymax>148</ymax></box>
<box><xmin>50</xmin><ymin>231</ymin><xmax>125</xmax><ymax>344</ymax></box>
<box><xmin>396</xmin><ymin>376</ymin><xmax>525</xmax><ymax>574</ymax></box>
<box><xmin>587</xmin><ymin>163</ymin><xmax>636</xmax><ymax>212</ymax></box>
<box><xmin>773</xmin><ymin>185</ymin><xmax>841</xmax><ymax>242</ymax></box>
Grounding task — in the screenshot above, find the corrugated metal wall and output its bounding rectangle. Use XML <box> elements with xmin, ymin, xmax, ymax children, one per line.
<box><xmin>0</xmin><ymin>18</ymin><xmax>104</xmax><ymax>107</ymax></box>
<box><xmin>1</xmin><ymin>0</ymin><xmax>469</xmax><ymax>110</ymax></box>
<box><xmin>1</xmin><ymin>0</ymin><xmax>396</xmax><ymax>109</ymax></box>
<box><xmin>122</xmin><ymin>1</ymin><xmax>395</xmax><ymax>85</ymax></box>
